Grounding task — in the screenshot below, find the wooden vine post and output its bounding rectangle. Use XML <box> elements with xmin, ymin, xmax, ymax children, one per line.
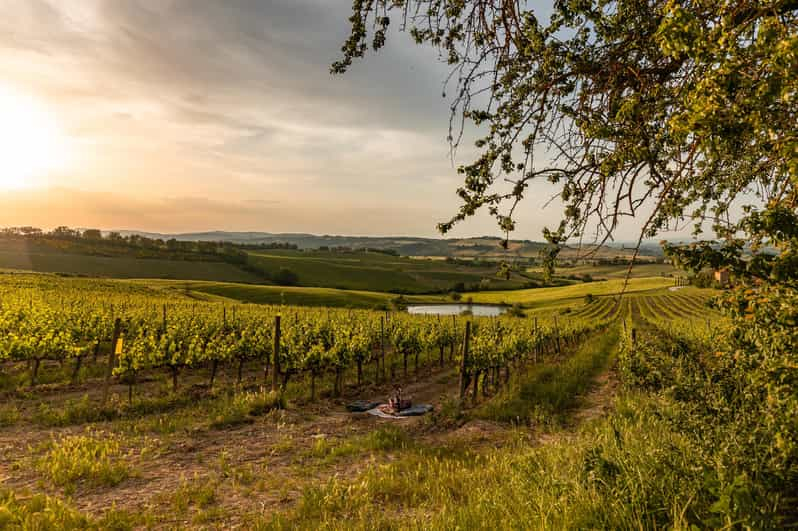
<box><xmin>271</xmin><ymin>315</ymin><xmax>281</xmax><ymax>393</ymax></box>
<box><xmin>379</xmin><ymin>315</ymin><xmax>386</xmax><ymax>383</ymax></box>
<box><xmin>458</xmin><ymin>321</ymin><xmax>471</xmax><ymax>404</ymax></box>
<box><xmin>554</xmin><ymin>315</ymin><xmax>562</xmax><ymax>355</ymax></box>
<box><xmin>451</xmin><ymin>315</ymin><xmax>457</xmax><ymax>361</ymax></box>
<box><xmin>102</xmin><ymin>318</ymin><xmax>122</xmax><ymax>404</ymax></box>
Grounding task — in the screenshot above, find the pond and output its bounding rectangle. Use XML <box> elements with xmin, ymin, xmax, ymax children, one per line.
<box><xmin>407</xmin><ymin>304</ymin><xmax>506</xmax><ymax>317</ymax></box>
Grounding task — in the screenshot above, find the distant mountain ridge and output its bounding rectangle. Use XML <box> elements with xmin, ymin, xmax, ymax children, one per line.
<box><xmin>106</xmin><ymin>230</ymin><xmax>661</xmax><ymax>259</ymax></box>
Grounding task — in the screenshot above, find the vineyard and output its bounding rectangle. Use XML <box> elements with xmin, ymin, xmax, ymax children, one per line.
<box><xmin>0</xmin><ymin>273</ymin><xmax>613</xmax><ymax>404</ymax></box>
<box><xmin>0</xmin><ymin>271</ymin><xmax>735</xmax><ymax>528</ymax></box>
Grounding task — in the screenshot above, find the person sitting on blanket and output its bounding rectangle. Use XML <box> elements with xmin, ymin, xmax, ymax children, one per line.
<box><xmin>379</xmin><ymin>385</ymin><xmax>411</xmax><ymax>415</ymax></box>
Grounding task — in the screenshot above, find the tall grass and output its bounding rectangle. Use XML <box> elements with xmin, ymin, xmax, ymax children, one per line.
<box><xmin>0</xmin><ymin>489</ymin><xmax>94</xmax><ymax>530</ymax></box>
<box><xmin>476</xmin><ymin>328</ymin><xmax>618</xmax><ymax>425</ymax></box>
<box><xmin>261</xmin><ymin>394</ymin><xmax>705</xmax><ymax>530</ymax></box>
<box><xmin>35</xmin><ymin>430</ymin><xmax>132</xmax><ymax>494</ymax></box>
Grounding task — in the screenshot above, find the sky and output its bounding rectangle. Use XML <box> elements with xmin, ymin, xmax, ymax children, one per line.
<box><xmin>0</xmin><ymin>0</ymin><xmax>662</xmax><ymax>241</ymax></box>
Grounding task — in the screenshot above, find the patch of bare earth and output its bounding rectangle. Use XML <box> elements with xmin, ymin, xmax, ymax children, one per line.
<box><xmin>0</xmin><ymin>352</ymin><xmax>620</xmax><ymax>527</ymax></box>
<box><xmin>572</xmin><ymin>368</ymin><xmax>619</xmax><ymax>426</ymax></box>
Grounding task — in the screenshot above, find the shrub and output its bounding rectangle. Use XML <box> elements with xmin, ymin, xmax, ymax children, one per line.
<box><xmin>505</xmin><ymin>303</ymin><xmax>525</xmax><ymax>318</ymax></box>
<box><xmin>689</xmin><ymin>270</ymin><xmax>715</xmax><ymax>288</ymax></box>
<box><xmin>450</xmin><ymin>282</ymin><xmax>466</xmax><ymax>292</ymax></box>
<box><xmin>390</xmin><ymin>295</ymin><xmax>408</xmax><ymax>311</ymax></box>
<box><xmin>272</xmin><ymin>267</ymin><xmax>299</xmax><ymax>286</ymax></box>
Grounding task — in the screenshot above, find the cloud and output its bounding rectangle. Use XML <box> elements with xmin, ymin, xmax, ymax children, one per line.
<box><xmin>0</xmin><ymin>187</ymin><xmax>459</xmax><ymax>237</ymax></box>
<box><xmin>1</xmin><ymin>1</ymin><xmax>657</xmax><ymax>240</ymax></box>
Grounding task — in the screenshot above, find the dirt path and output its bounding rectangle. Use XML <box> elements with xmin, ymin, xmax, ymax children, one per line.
<box><xmin>571</xmin><ymin>367</ymin><xmax>619</xmax><ymax>426</ymax></box>
<box><xmin>0</xmin><ymin>338</ymin><xmax>622</xmax><ymax>527</ymax></box>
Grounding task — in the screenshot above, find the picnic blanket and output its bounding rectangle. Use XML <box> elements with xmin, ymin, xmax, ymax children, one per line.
<box><xmin>346</xmin><ymin>400</ymin><xmax>382</xmax><ymax>412</ymax></box>
<box><xmin>397</xmin><ymin>404</ymin><xmax>433</xmax><ymax>417</ymax></box>
<box><xmin>365</xmin><ymin>404</ymin><xmax>434</xmax><ymax>419</ymax></box>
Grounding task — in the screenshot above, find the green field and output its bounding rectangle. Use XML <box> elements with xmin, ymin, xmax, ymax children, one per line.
<box><xmin>0</xmin><ymin>239</ymin><xmax>540</xmax><ymax>293</ymax></box>
<box><xmin>131</xmin><ymin>278</ymin><xmax>445</xmax><ymax>308</ymax></box>
<box><xmin>530</xmin><ymin>262</ymin><xmax>680</xmax><ymax>279</ymax></box>
<box><xmin>467</xmin><ymin>276</ymin><xmax>674</xmax><ymax>307</ymax></box>
<box><xmin>0</xmin><ymin>240</ymin><xmax>262</xmax><ymax>283</ymax></box>
<box><xmin>246</xmin><ymin>249</ymin><xmax>529</xmax><ymax>293</ymax></box>
<box><xmin>131</xmin><ymin>276</ymin><xmax>674</xmax><ymax>310</ymax></box>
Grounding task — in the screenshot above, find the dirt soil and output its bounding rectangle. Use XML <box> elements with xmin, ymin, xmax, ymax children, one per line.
<box><xmin>0</xmin><ymin>351</ymin><xmax>617</xmax><ymax>528</ymax></box>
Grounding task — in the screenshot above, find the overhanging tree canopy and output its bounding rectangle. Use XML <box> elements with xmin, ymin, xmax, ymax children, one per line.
<box><xmin>334</xmin><ymin>0</ymin><xmax>797</xmax><ymax>270</ymax></box>
<box><xmin>334</xmin><ymin>3</ymin><xmax>798</xmax><ymax>523</ymax></box>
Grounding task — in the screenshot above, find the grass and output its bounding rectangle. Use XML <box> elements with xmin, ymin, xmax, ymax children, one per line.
<box><xmin>30</xmin><ymin>388</ymin><xmax>285</xmax><ymax>433</ymax></box>
<box><xmin>529</xmin><ymin>262</ymin><xmax>680</xmax><ymax>279</ymax></box>
<box><xmin>0</xmin><ymin>240</ymin><xmax>529</xmax><ymax>293</ymax></box>
<box><xmin>0</xmin><ymin>240</ymin><xmax>261</xmax><ymax>283</ymax></box>
<box><xmin>132</xmin><ymin>279</ymin><xmax>445</xmax><ymax>308</ymax></box>
<box><xmin>0</xmin><ymin>489</ymin><xmax>96</xmax><ymax>530</ymax></box>
<box><xmin>34</xmin><ymin>394</ymin><xmax>121</xmax><ymax>427</ymax></box>
<box><xmin>35</xmin><ymin>430</ymin><xmax>132</xmax><ymax>494</ymax></box>
<box><xmin>6</xmin><ymin>391</ymin><xmax>709</xmax><ymax>530</ymax></box>
<box><xmin>170</xmin><ymin>475</ymin><xmax>219</xmax><ymax>513</ymax></box>
<box><xmin>208</xmin><ymin>390</ymin><xmax>284</xmax><ymax>429</ymax></box>
<box><xmin>262</xmin><ymin>394</ymin><xmax>703</xmax><ymax>530</ymax></box>
<box><xmin>304</xmin><ymin>426</ymin><xmax>412</xmax><ymax>463</ymax></box>
<box><xmin>0</xmin><ymin>271</ymin><xmax>727</xmax><ymax>528</ymax></box>
<box><xmin>246</xmin><ymin>249</ymin><xmax>530</xmax><ymax>293</ymax></box>
<box><xmin>475</xmin><ymin>328</ymin><xmax>619</xmax><ymax>425</ymax></box>
<box><xmin>0</xmin><ymin>404</ymin><xmax>20</xmax><ymax>427</ymax></box>
<box><xmin>467</xmin><ymin>276</ymin><xmax>673</xmax><ymax>306</ymax></box>
<box><xmin>130</xmin><ymin>276</ymin><xmax>678</xmax><ymax>311</ymax></box>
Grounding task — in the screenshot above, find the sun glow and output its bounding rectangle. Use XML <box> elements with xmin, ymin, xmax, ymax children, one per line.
<box><xmin>0</xmin><ymin>86</ymin><xmax>68</xmax><ymax>189</ymax></box>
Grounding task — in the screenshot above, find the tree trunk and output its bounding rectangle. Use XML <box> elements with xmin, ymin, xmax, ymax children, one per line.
<box><xmin>171</xmin><ymin>366</ymin><xmax>179</xmax><ymax>393</ymax></box>
<box><xmin>238</xmin><ymin>358</ymin><xmax>245</xmax><ymax>385</ymax></box>
<box><xmin>92</xmin><ymin>340</ymin><xmax>100</xmax><ymax>363</ymax></box>
<box><xmin>209</xmin><ymin>359</ymin><xmax>218</xmax><ymax>388</ymax></box>
<box><xmin>71</xmin><ymin>355</ymin><xmax>83</xmax><ymax>385</ymax></box>
<box><xmin>272</xmin><ymin>315</ymin><xmax>281</xmax><ymax>392</ymax></box>
<box><xmin>379</xmin><ymin>316</ymin><xmax>386</xmax><ymax>382</ymax></box>
<box><xmin>414</xmin><ymin>351</ymin><xmax>419</xmax><ymax>374</ymax></box>
<box><xmin>31</xmin><ymin>358</ymin><xmax>41</xmax><ymax>386</ymax></box>
<box><xmin>403</xmin><ymin>352</ymin><xmax>408</xmax><ymax>379</ymax></box>
<box><xmin>458</xmin><ymin>322</ymin><xmax>471</xmax><ymax>404</ymax></box>
<box><xmin>472</xmin><ymin>370</ymin><xmax>480</xmax><ymax>405</ymax></box>
<box><xmin>439</xmin><ymin>345</ymin><xmax>444</xmax><ymax>368</ymax></box>
<box><xmin>281</xmin><ymin>370</ymin><xmax>290</xmax><ymax>396</ymax></box>
<box><xmin>357</xmin><ymin>359</ymin><xmax>363</xmax><ymax>387</ymax></box>
<box><xmin>311</xmin><ymin>371</ymin><xmax>317</xmax><ymax>400</ymax></box>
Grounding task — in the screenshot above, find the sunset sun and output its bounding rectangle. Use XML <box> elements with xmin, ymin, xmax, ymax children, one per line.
<box><xmin>0</xmin><ymin>86</ymin><xmax>67</xmax><ymax>189</ymax></box>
